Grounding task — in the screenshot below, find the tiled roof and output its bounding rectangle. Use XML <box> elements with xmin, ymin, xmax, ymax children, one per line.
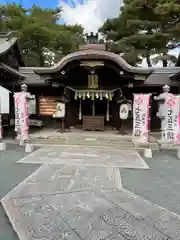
<box><xmin>0</xmin><ymin>32</ymin><xmax>18</xmax><ymax>56</ymax></box>
<box><xmin>79</xmin><ymin>44</ymin><xmax>106</xmax><ymax>51</ymax></box>
<box><xmin>33</xmin><ymin>50</ymin><xmax>153</xmax><ymax>75</ymax></box>
<box><xmin>144</xmin><ymin>73</ymin><xmax>178</xmax><ymax>86</ymax></box>
<box><xmin>19</xmin><ymin>67</ymin><xmax>47</xmax><ymax>85</ymax></box>
<box><xmin>0</xmin><ymin>63</ymin><xmax>26</xmax><ymax>78</ymax></box>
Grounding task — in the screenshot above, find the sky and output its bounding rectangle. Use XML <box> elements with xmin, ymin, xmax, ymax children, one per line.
<box><xmin>60</xmin><ymin>0</ymin><xmax>123</xmax><ymax>33</ymax></box>
<box><xmin>1</xmin><ymin>0</ymin><xmax>123</xmax><ymax>32</ymax></box>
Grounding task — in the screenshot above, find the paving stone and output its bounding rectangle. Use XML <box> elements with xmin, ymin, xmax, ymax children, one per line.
<box><xmin>4</xmin><ymin>164</ymin><xmax>121</xmax><ymax>198</ymax></box>
<box><xmin>3</xmin><ymin>183</ymin><xmax>180</xmax><ymax>239</ymax></box>
<box><xmin>149</xmin><ymin>210</ymin><xmax>180</xmax><ymax>240</ymax></box>
<box><xmin>45</xmin><ymin>191</ymin><xmax>115</xmax><ymax>239</ymax></box>
<box><xmin>5</xmin><ymin>189</ymin><xmax>176</xmax><ymax>239</ymax></box>
<box><xmin>45</xmin><ymin>191</ymin><xmax>165</xmax><ymax>240</ymax></box>
<box><xmin>100</xmin><ymin>207</ymin><xmax>165</xmax><ymax>240</ymax></box>
<box><xmin>3</xmin><ymin>146</ymin><xmax>180</xmax><ymax>240</ymax></box>
<box><xmin>18</xmin><ymin>146</ymin><xmax>149</xmax><ymax>169</ymax></box>
<box><xmin>10</xmin><ymin>196</ymin><xmax>81</xmax><ymax>240</ymax></box>
<box><xmin>100</xmin><ymin>189</ymin><xmax>165</xmax><ymax>219</ymax></box>
<box><xmin>101</xmin><ymin>189</ymin><xmax>180</xmax><ymax>239</ymax></box>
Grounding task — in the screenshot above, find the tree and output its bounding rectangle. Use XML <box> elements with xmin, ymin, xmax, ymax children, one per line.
<box><xmin>151</xmin><ymin>54</ymin><xmax>177</xmax><ymax>66</ymax></box>
<box><xmin>99</xmin><ymin>0</ymin><xmax>180</xmax><ymax>67</ymax></box>
<box><xmin>1</xmin><ymin>3</ymin><xmax>84</xmax><ymax>66</ymax></box>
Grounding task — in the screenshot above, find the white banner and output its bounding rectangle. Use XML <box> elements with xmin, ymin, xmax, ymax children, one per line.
<box><xmin>133</xmin><ymin>94</ymin><xmax>150</xmax><ymax>143</ymax></box>
<box><xmin>176</xmin><ymin>96</ymin><xmax>180</xmax><ymax>144</ymax></box>
<box><xmin>163</xmin><ymin>94</ymin><xmax>180</xmax><ymax>143</ymax></box>
<box><xmin>14</xmin><ymin>92</ymin><xmax>21</xmax><ymax>135</ymax></box>
<box><xmin>0</xmin><ymin>98</ymin><xmax>2</xmax><ymax>139</ymax></box>
<box><xmin>14</xmin><ymin>92</ymin><xmax>29</xmax><ymax>141</ymax></box>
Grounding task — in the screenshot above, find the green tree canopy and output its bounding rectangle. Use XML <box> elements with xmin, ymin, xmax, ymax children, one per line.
<box><xmin>0</xmin><ymin>3</ymin><xmax>85</xmax><ymax>66</ymax></box>
<box><xmin>99</xmin><ymin>0</ymin><xmax>180</xmax><ymax>67</ymax></box>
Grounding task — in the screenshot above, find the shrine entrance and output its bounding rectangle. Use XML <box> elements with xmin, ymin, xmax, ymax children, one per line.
<box><xmin>34</xmin><ymin>50</ymin><xmax>151</xmax><ymax>132</ymax></box>
<box><xmin>65</xmin><ymin>87</ymin><xmax>122</xmax><ymax>131</ymax></box>
<box><xmin>82</xmin><ymin>99</ymin><xmax>108</xmax><ymax>116</ymax></box>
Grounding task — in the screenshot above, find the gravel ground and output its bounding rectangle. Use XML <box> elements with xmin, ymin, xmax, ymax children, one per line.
<box><xmin>0</xmin><ymin>144</ymin><xmax>40</xmax><ymax>240</ymax></box>
<box><xmin>121</xmin><ymin>150</ymin><xmax>180</xmax><ymax>215</ymax></box>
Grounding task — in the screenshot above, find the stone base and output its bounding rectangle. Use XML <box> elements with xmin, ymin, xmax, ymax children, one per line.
<box><xmin>157</xmin><ymin>140</ymin><xmax>175</xmax><ymax>149</ymax></box>
<box><xmin>16</xmin><ymin>134</ymin><xmax>21</xmax><ymax>140</ymax></box>
<box><xmin>0</xmin><ymin>142</ymin><xmax>6</xmax><ymax>151</ymax></box>
<box><xmin>144</xmin><ymin>148</ymin><xmax>152</xmax><ymax>158</ymax></box>
<box><xmin>19</xmin><ymin>140</ymin><xmax>25</xmax><ymax>146</ymax></box>
<box><xmin>177</xmin><ymin>149</ymin><xmax>180</xmax><ymax>159</ymax></box>
<box><xmin>25</xmin><ymin>144</ymin><xmax>33</xmax><ymax>153</ymax></box>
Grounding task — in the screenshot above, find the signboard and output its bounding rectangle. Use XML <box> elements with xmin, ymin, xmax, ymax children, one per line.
<box><xmin>39</xmin><ymin>96</ymin><xmax>60</xmax><ymax>116</ymax></box>
<box><xmin>132</xmin><ymin>94</ymin><xmax>150</xmax><ymax>143</ymax></box>
<box><xmin>80</xmin><ymin>61</ymin><xmax>104</xmax><ymax>67</ymax></box>
<box><xmin>14</xmin><ymin>92</ymin><xmax>29</xmax><ymax>141</ymax></box>
<box><xmin>162</xmin><ymin>94</ymin><xmax>180</xmax><ymax>143</ymax></box>
<box><xmin>88</xmin><ymin>75</ymin><xmax>98</xmax><ymax>89</ymax></box>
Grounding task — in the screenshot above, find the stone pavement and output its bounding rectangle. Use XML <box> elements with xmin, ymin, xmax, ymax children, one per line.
<box><xmin>17</xmin><ymin>145</ymin><xmax>149</xmax><ymax>168</ymax></box>
<box><xmin>4</xmin><ymin>130</ymin><xmax>158</xmax><ymax>150</ymax></box>
<box><xmin>2</xmin><ymin>146</ymin><xmax>180</xmax><ymax>239</ymax></box>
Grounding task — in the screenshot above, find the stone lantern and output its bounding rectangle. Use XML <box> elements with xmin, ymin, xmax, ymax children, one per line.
<box><xmin>154</xmin><ymin>85</ymin><xmax>173</xmax><ymax>141</ymax></box>
<box><xmin>154</xmin><ymin>85</ymin><xmax>171</xmax><ymax>119</ymax></box>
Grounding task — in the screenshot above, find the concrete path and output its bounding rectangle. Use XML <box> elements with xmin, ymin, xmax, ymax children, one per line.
<box><xmin>1</xmin><ymin>146</ymin><xmax>180</xmax><ymax>239</ymax></box>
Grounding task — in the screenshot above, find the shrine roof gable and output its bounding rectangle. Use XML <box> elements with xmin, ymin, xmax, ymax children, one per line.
<box><xmin>0</xmin><ymin>62</ymin><xmax>26</xmax><ymax>79</ymax></box>
<box><xmin>0</xmin><ymin>32</ymin><xmax>25</xmax><ymax>67</ymax></box>
<box><xmin>0</xmin><ymin>32</ymin><xmax>18</xmax><ymax>56</ymax></box>
<box><xmin>33</xmin><ymin>50</ymin><xmax>153</xmax><ymax>75</ymax></box>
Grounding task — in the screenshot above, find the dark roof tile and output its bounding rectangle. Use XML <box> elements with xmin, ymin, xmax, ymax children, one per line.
<box><xmin>145</xmin><ymin>72</ymin><xmax>179</xmax><ymax>86</ymax></box>
<box><xmin>0</xmin><ymin>63</ymin><xmax>26</xmax><ymax>78</ymax></box>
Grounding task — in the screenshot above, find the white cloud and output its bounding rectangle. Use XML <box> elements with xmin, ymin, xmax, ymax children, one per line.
<box><xmin>60</xmin><ymin>0</ymin><xmax>123</xmax><ymax>33</ymax></box>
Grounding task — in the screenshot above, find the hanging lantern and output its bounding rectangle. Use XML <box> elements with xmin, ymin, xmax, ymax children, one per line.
<box><xmin>87</xmin><ymin>92</ymin><xmax>90</xmax><ymax>98</ymax></box>
<box><xmin>96</xmin><ymin>92</ymin><xmax>99</xmax><ymax>99</ymax></box>
<box><xmin>91</xmin><ymin>92</ymin><xmax>95</xmax><ymax>100</ymax></box>
<box><xmin>105</xmin><ymin>92</ymin><xmax>108</xmax><ymax>99</ymax></box>
<box><xmin>78</xmin><ymin>92</ymin><xmax>82</xmax><ymax>98</ymax></box>
<box><xmin>100</xmin><ymin>92</ymin><xmax>103</xmax><ymax>100</ymax></box>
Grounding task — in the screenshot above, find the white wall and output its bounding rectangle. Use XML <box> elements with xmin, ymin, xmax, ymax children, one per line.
<box><xmin>0</xmin><ymin>86</ymin><xmax>10</xmax><ymax>114</ymax></box>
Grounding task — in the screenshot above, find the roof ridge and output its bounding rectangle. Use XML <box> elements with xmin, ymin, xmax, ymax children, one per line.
<box><xmin>0</xmin><ymin>31</ymin><xmax>18</xmax><ymax>39</ymax></box>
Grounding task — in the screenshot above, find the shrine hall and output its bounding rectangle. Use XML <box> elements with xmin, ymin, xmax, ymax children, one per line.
<box><xmin>1</xmin><ymin>31</ymin><xmax>180</xmax><ymax>131</ymax></box>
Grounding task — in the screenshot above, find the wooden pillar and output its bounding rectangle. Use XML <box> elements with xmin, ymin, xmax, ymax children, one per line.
<box><xmin>64</xmin><ymin>102</ymin><xmax>69</xmax><ymax>129</ymax></box>
<box><xmin>111</xmin><ymin>100</ymin><xmax>116</xmax><ymax>128</ymax></box>
<box><xmin>116</xmin><ymin>102</ymin><xmax>121</xmax><ymax>131</ymax></box>
<box><xmin>36</xmin><ymin>94</ymin><xmax>40</xmax><ymax>116</ymax></box>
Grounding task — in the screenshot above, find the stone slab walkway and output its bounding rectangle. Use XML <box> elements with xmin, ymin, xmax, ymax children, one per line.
<box><xmin>1</xmin><ymin>146</ymin><xmax>180</xmax><ymax>239</ymax></box>
<box><xmin>17</xmin><ymin>145</ymin><xmax>149</xmax><ymax>169</ymax></box>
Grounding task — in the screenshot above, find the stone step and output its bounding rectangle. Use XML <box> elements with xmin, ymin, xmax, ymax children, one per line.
<box><xmin>30</xmin><ymin>139</ymin><xmax>134</xmax><ymax>148</ymax></box>
<box><xmin>5</xmin><ymin>137</ymin><xmax>159</xmax><ymax>150</ymax></box>
<box><xmin>29</xmin><ymin>140</ymin><xmax>159</xmax><ymax>150</ymax></box>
